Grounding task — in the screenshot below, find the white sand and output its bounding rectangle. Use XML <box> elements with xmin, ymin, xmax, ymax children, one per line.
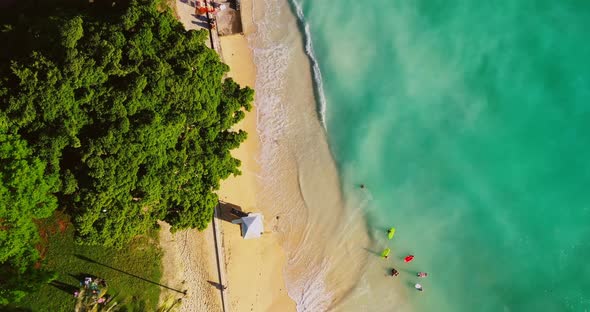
<box><xmin>158</xmin><ymin>221</ymin><xmax>222</xmax><ymax>311</ymax></box>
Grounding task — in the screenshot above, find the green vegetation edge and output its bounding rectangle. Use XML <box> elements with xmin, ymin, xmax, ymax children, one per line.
<box><xmin>1</xmin><ymin>0</ymin><xmax>252</xmax><ymax>307</ymax></box>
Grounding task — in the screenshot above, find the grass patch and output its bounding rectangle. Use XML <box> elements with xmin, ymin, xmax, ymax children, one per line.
<box><xmin>10</xmin><ymin>214</ymin><xmax>163</xmax><ymax>312</ymax></box>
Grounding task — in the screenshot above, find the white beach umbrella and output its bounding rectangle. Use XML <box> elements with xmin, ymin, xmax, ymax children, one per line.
<box><xmin>233</xmin><ymin>213</ymin><xmax>264</xmax><ymax>239</ymax></box>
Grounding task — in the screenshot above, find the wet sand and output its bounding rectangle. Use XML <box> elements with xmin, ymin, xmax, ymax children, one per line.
<box><xmin>247</xmin><ymin>0</ymin><xmax>372</xmax><ymax>310</ymax></box>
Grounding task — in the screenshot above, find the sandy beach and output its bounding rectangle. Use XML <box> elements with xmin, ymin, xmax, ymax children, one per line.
<box><xmin>158</xmin><ymin>221</ymin><xmax>222</xmax><ymax>311</ymax></box>
<box><xmin>160</xmin><ymin>0</ymin><xmax>378</xmax><ymax>310</ymax></box>
<box><xmin>216</xmin><ymin>16</ymin><xmax>297</xmax><ymax>312</ymax></box>
<box><xmin>158</xmin><ymin>0</ymin><xmax>296</xmax><ymax>311</ymax></box>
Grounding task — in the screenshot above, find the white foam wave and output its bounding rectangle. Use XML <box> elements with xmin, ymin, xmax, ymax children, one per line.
<box><xmin>291</xmin><ymin>0</ymin><xmax>328</xmax><ymax>129</ymax></box>
<box><xmin>293</xmin><ymin>258</ymin><xmax>332</xmax><ymax>311</ymax></box>
<box><xmin>248</xmin><ymin>0</ymin><xmax>333</xmax><ymax>310</ymax></box>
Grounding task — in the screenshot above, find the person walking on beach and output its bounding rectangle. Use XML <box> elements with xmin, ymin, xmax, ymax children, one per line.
<box><xmin>417</xmin><ymin>272</ymin><xmax>428</xmax><ymax>278</ymax></box>
<box><xmin>415</xmin><ymin>283</ymin><xmax>423</xmax><ymax>291</ymax></box>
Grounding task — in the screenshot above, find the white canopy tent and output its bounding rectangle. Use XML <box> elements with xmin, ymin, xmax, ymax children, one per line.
<box><xmin>232</xmin><ymin>213</ymin><xmax>264</xmax><ymax>239</ymax></box>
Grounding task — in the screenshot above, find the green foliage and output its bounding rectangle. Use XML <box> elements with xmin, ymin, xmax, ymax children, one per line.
<box><xmin>11</xmin><ymin>218</ymin><xmax>163</xmax><ymax>311</ymax></box>
<box><xmin>74</xmin><ymin>286</ymin><xmax>116</xmax><ymax>312</ymax></box>
<box><xmin>0</xmin><ymin>265</ymin><xmax>57</xmax><ymax>306</ymax></box>
<box><xmin>0</xmin><ymin>115</ymin><xmax>60</xmax><ymax>305</ymax></box>
<box><xmin>60</xmin><ymin>16</ymin><xmax>84</xmax><ymax>49</ymax></box>
<box><xmin>0</xmin><ymin>0</ymin><xmax>252</xmax><ymax>304</ymax></box>
<box><xmin>0</xmin><ymin>123</ymin><xmax>58</xmax><ymax>266</ymax></box>
<box><xmin>0</xmin><ymin>0</ymin><xmax>251</xmax><ymax>244</ymax></box>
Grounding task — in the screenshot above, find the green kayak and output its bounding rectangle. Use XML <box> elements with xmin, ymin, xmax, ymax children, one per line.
<box><xmin>388</xmin><ymin>227</ymin><xmax>396</xmax><ymax>239</ymax></box>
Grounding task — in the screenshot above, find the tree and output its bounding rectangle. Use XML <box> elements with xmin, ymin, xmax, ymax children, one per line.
<box><xmin>0</xmin><ymin>114</ymin><xmax>59</xmax><ymax>304</ymax></box>
<box><xmin>60</xmin><ymin>16</ymin><xmax>84</xmax><ymax>49</ymax></box>
<box><xmin>0</xmin><ymin>0</ymin><xmax>252</xmax><ymax>246</ymax></box>
<box><xmin>0</xmin><ymin>0</ymin><xmax>252</xmax><ymax>302</ymax></box>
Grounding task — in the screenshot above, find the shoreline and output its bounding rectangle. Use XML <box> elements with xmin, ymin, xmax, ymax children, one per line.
<box><xmin>247</xmin><ymin>0</ymin><xmax>373</xmax><ymax>310</ymax></box>
<box><xmin>160</xmin><ymin>0</ymin><xmax>374</xmax><ymax>310</ymax></box>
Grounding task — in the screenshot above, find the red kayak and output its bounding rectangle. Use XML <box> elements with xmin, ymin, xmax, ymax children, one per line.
<box><xmin>404</xmin><ymin>255</ymin><xmax>415</xmax><ymax>263</ymax></box>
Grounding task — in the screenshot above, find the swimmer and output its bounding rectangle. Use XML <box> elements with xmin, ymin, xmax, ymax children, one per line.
<box><xmin>391</xmin><ymin>268</ymin><xmax>399</xmax><ymax>277</ymax></box>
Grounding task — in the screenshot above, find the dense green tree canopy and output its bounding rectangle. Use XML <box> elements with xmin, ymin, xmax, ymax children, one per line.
<box><xmin>0</xmin><ymin>0</ymin><xmax>251</xmax><ymax>263</ymax></box>
<box><xmin>0</xmin><ymin>114</ymin><xmax>59</xmax><ymax>304</ymax></box>
<box><xmin>0</xmin><ymin>115</ymin><xmax>58</xmax><ymax>267</ymax></box>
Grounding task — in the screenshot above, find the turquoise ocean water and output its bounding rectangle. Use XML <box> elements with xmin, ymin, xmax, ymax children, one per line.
<box><xmin>296</xmin><ymin>0</ymin><xmax>590</xmax><ymax>311</ymax></box>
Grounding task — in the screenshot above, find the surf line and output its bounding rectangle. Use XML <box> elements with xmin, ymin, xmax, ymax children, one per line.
<box><xmin>290</xmin><ymin>0</ymin><xmax>328</xmax><ymax>129</ymax></box>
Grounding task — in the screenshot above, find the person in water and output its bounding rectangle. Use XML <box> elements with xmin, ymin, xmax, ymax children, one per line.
<box><xmin>417</xmin><ymin>272</ymin><xmax>428</xmax><ymax>278</ymax></box>
<box><xmin>391</xmin><ymin>268</ymin><xmax>399</xmax><ymax>277</ymax></box>
<box><xmin>415</xmin><ymin>283</ymin><xmax>423</xmax><ymax>291</ymax></box>
<box><xmin>360</xmin><ymin>184</ymin><xmax>365</xmax><ymax>189</ymax></box>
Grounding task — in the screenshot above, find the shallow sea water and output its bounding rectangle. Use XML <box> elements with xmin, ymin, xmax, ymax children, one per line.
<box><xmin>295</xmin><ymin>0</ymin><xmax>590</xmax><ymax>311</ymax></box>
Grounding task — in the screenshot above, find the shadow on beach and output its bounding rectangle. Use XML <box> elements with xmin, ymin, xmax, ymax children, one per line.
<box><xmin>191</xmin><ymin>20</ymin><xmax>210</xmax><ymax>28</ymax></box>
<box><xmin>207</xmin><ymin>280</ymin><xmax>225</xmax><ymax>290</ymax></box>
<box><xmin>216</xmin><ymin>201</ymin><xmax>248</xmax><ymax>223</ymax></box>
<box><xmin>191</xmin><ymin>13</ymin><xmax>209</xmax><ymax>22</ymax></box>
